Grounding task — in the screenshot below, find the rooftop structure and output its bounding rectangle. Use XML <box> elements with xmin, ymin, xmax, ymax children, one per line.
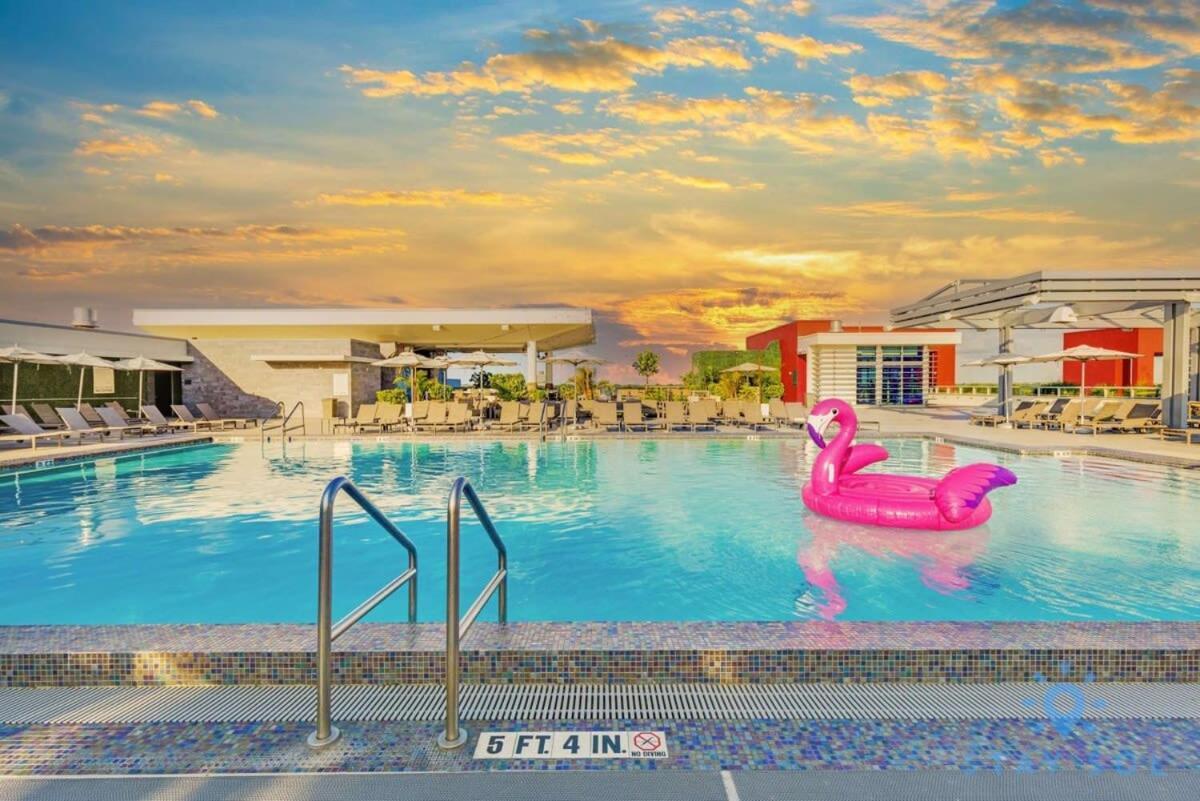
<box><xmin>891</xmin><ymin>271</ymin><xmax>1200</xmax><ymax>427</ymax></box>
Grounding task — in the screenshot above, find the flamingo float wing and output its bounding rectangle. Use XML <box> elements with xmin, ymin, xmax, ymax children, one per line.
<box><xmin>842</xmin><ymin>443</ymin><xmax>889</xmax><ymax>475</ymax></box>
<box><xmin>933</xmin><ymin>464</ymin><xmax>1018</xmax><ymax>523</ymax></box>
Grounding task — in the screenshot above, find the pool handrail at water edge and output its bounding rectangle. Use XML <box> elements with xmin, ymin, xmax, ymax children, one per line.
<box><xmin>262</xmin><ymin>400</ymin><xmax>306</xmax><ymax>441</ymax></box>
<box><xmin>308</xmin><ymin>475</ymin><xmax>418</xmax><ymax>748</ymax></box>
<box><xmin>438</xmin><ymin>475</ymin><xmax>508</xmax><ymax>750</ymax></box>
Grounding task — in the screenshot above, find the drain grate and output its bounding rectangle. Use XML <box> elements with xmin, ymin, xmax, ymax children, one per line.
<box><xmin>1</xmin><ymin>683</ymin><xmax>1198</xmax><ymax>725</ymax></box>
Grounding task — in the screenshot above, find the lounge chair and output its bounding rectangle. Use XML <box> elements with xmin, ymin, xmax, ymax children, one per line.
<box><xmin>621</xmin><ymin>401</ymin><xmax>658</xmax><ymax>431</ymax></box>
<box><xmin>2</xmin><ymin>404</ymin><xmax>31</xmax><ymax>420</ymax></box>
<box><xmin>371</xmin><ymin>402</ymin><xmax>407</xmax><ymax>433</ymax></box>
<box><xmin>1160</xmin><ymin>401</ymin><xmax>1200</xmax><ymax>444</ymax></box>
<box><xmin>1096</xmin><ymin>401</ymin><xmax>1162</xmax><ymax>434</ymax></box>
<box><xmin>171</xmin><ymin>405</ymin><xmax>216</xmax><ymax>431</ymax></box>
<box><xmin>523</xmin><ymin>401</ymin><xmax>548</xmax><ymax>431</ymax></box>
<box><xmin>1070</xmin><ymin>399</ymin><xmax>1130</xmax><ymax>435</ymax></box>
<box><xmin>196</xmin><ymin>402</ymin><xmax>256</xmax><ymax>429</ymax></box>
<box><xmin>1030</xmin><ymin>398</ymin><xmax>1071</xmax><ymax>428</ymax></box>
<box><xmin>105</xmin><ymin>401</ymin><xmax>135</xmax><ymax>422</ymax></box>
<box><xmin>1059</xmin><ymin>398</ymin><xmax>1107</xmax><ymax>434</ymax></box>
<box><xmin>334</xmin><ymin>402</ymin><xmax>377</xmax><ymax>433</ymax></box>
<box><xmin>741</xmin><ymin>402</ymin><xmax>770</xmax><ymax>431</ymax></box>
<box><xmin>561</xmin><ymin>398</ymin><xmax>579</xmax><ymax>428</ymax></box>
<box><xmin>0</xmin><ymin>414</ymin><xmax>80</xmax><ymax>450</ymax></box>
<box><xmin>493</xmin><ymin>402</ymin><xmax>523</xmax><ymax>431</ymax></box>
<box><xmin>663</xmin><ymin>401</ymin><xmax>693</xmax><ymax>431</ymax></box>
<box><xmin>592</xmin><ymin>402</ymin><xmax>622</xmax><ymax>431</ymax></box>
<box><xmin>31</xmin><ymin>403</ymin><xmax>65</xmax><ymax>430</ymax></box>
<box><xmin>433</xmin><ymin>403</ymin><xmax>472</xmax><ymax>432</ymax></box>
<box><xmin>968</xmin><ymin>402</ymin><xmax>1008</xmax><ymax>426</ymax></box>
<box><xmin>688</xmin><ymin>400</ymin><xmax>719</xmax><ymax>427</ymax></box>
<box><xmin>142</xmin><ymin>405</ymin><xmax>198</xmax><ymax>431</ymax></box>
<box><xmin>97</xmin><ymin>407</ymin><xmax>159</xmax><ymax>437</ymax></box>
<box><xmin>416</xmin><ymin>401</ymin><xmax>448</xmax><ymax>431</ymax></box>
<box><xmin>1011</xmin><ymin>401</ymin><xmax>1050</xmax><ymax>429</ymax></box>
<box><xmin>78</xmin><ymin>403</ymin><xmax>105</xmax><ymax>426</ymax></box>
<box><xmin>718</xmin><ymin>401</ymin><xmax>745</xmax><ymax>427</ymax></box>
<box><xmin>784</xmin><ymin>402</ymin><xmax>808</xmax><ymax>426</ymax></box>
<box><xmin>56</xmin><ymin>407</ymin><xmax>126</xmax><ymax>441</ymax></box>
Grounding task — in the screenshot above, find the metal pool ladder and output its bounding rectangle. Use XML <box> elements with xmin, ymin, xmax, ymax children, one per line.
<box><xmin>438</xmin><ymin>476</ymin><xmax>508</xmax><ymax>750</ymax></box>
<box><xmin>262</xmin><ymin>400</ymin><xmax>306</xmax><ymax>442</ymax></box>
<box><xmin>308</xmin><ymin>476</ymin><xmax>418</xmax><ymax>748</ymax></box>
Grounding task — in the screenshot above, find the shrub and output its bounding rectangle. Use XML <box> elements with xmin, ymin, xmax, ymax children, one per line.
<box><xmin>490</xmin><ymin>373</ymin><xmax>528</xmax><ymax>401</ymax></box>
<box><xmin>376</xmin><ymin>388</ymin><xmax>408</xmax><ymax>404</ymax></box>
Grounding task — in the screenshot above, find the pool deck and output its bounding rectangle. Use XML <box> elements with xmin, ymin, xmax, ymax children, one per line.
<box><xmin>2</xmin><ymin>405</ymin><xmax>1196</xmax><ymax>474</ymax></box>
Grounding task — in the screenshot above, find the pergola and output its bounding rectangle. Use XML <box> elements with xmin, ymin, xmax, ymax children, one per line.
<box><xmin>890</xmin><ymin>271</ymin><xmax>1200</xmax><ymax>427</ymax></box>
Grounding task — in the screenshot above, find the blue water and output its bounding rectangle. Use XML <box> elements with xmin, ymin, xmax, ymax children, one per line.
<box><xmin>0</xmin><ymin>439</ymin><xmax>1197</xmax><ymax>624</ymax></box>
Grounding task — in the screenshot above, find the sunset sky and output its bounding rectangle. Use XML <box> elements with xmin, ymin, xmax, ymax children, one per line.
<box><xmin>1</xmin><ymin>0</ymin><xmax>1197</xmax><ymax>382</ymax></box>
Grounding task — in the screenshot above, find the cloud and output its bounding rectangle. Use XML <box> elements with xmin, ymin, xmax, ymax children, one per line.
<box><xmin>497</xmin><ymin>128</ymin><xmax>698</xmax><ymax>164</ymax></box>
<box><xmin>1</xmin><ymin>222</ymin><xmax>401</xmax><ymax>252</ymax></box>
<box><xmin>340</xmin><ymin>31</ymin><xmax>750</xmax><ymax>98</ymax></box>
<box><xmin>74</xmin><ymin>134</ymin><xmax>163</xmax><ymax>159</ymax></box>
<box><xmin>836</xmin><ymin>0</ymin><xmax>1178</xmax><ymax>74</ymax></box>
<box><xmin>847</xmin><ymin>70</ymin><xmax>950</xmax><ymax>106</ymax></box>
<box><xmin>820</xmin><ymin>199</ymin><xmax>1090</xmax><ymax>224</ymax></box>
<box><xmin>313</xmin><ymin>188</ymin><xmax>541</xmax><ymax>207</ymax></box>
<box><xmin>602</xmin><ymin>88</ymin><xmax>865</xmax><ymax>154</ymax></box>
<box><xmin>755</xmin><ymin>31</ymin><xmax>862</xmax><ymax>65</ymax></box>
<box><xmin>553</xmin><ymin>99</ymin><xmax>585</xmax><ymax>115</ymax></box>
<box><xmin>187</xmin><ymin>99</ymin><xmax>220</xmax><ymax>118</ymax></box>
<box><xmin>134</xmin><ymin>99</ymin><xmax>220</xmax><ymax>119</ymax></box>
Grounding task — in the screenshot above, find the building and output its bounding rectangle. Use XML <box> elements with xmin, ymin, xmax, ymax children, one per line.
<box><xmin>890</xmin><ymin>270</ymin><xmax>1200</xmax><ymax>428</ymax></box>
<box><xmin>133</xmin><ymin>307</ymin><xmax>595</xmax><ymax>423</ymax></box>
<box><xmin>1062</xmin><ymin>329</ymin><xmax>1162</xmax><ymax>386</ymax></box>
<box><xmin>0</xmin><ymin>313</ymin><xmax>190</xmax><ymax>411</ymax></box>
<box><xmin>746</xmin><ymin>320</ymin><xmax>958</xmax><ymax>407</ymax></box>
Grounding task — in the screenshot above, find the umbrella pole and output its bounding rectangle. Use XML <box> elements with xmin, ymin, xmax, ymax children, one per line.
<box><xmin>77</xmin><ymin>368</ymin><xmax>85</xmax><ymax>410</ymax></box>
<box><xmin>11</xmin><ymin>362</ymin><xmax>18</xmax><ymax>410</ymax></box>
<box><xmin>138</xmin><ymin>371</ymin><xmax>145</xmax><ymax>415</ymax></box>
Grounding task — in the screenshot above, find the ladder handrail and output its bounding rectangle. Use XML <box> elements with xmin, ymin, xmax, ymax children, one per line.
<box><xmin>308</xmin><ymin>476</ymin><xmax>418</xmax><ymax>748</ymax></box>
<box><xmin>262</xmin><ymin>401</ymin><xmax>306</xmax><ymax>440</ymax></box>
<box><xmin>438</xmin><ymin>476</ymin><xmax>507</xmax><ymax>750</ymax></box>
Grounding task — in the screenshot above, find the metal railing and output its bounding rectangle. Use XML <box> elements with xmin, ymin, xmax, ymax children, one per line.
<box><xmin>438</xmin><ymin>476</ymin><xmax>507</xmax><ymax>750</ymax></box>
<box><xmin>308</xmin><ymin>476</ymin><xmax>418</xmax><ymax>748</ymax></box>
<box><xmin>261</xmin><ymin>400</ymin><xmax>307</xmax><ymax>441</ymax></box>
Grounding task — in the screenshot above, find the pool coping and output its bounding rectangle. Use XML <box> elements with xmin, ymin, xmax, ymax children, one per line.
<box><xmin>2</xmin><ymin>622</ymin><xmax>1196</xmax><ymax>686</ymax></box>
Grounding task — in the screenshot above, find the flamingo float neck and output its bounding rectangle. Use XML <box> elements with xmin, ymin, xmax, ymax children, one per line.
<box><xmin>807</xmin><ymin>399</ymin><xmax>857</xmax><ymax>496</ymax></box>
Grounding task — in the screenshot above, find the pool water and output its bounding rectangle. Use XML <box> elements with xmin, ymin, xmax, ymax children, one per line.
<box><xmin>1</xmin><ymin>439</ymin><xmax>1198</xmax><ymax>624</ymax></box>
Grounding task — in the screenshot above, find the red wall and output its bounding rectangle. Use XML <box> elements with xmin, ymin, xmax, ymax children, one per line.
<box><xmin>1062</xmin><ymin>329</ymin><xmax>1161</xmax><ymax>387</ymax></box>
<box><xmin>745</xmin><ymin>321</ymin><xmax>957</xmax><ymax>403</ymax></box>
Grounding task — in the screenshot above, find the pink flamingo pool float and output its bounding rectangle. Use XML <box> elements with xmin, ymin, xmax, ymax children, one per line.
<box><xmin>803</xmin><ymin>398</ymin><xmax>1017</xmax><ymax>530</ymax></box>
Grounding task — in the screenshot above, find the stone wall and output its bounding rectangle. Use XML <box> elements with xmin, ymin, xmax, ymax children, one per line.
<box><xmin>181</xmin><ymin>338</ymin><xmax>385</xmax><ymax>424</ymax></box>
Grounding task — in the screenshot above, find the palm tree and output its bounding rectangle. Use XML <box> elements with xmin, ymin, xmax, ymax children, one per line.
<box><xmin>633</xmin><ymin>350</ymin><xmax>660</xmax><ymax>388</ymax></box>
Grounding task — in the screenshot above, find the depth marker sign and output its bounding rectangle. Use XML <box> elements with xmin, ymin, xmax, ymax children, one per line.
<box><xmin>473</xmin><ymin>730</ymin><xmax>669</xmax><ymax>759</ymax></box>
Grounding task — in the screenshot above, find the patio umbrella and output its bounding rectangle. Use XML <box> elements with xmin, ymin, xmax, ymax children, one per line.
<box><xmin>0</xmin><ymin>345</ymin><xmax>60</xmax><ymax>411</ymax></box>
<box><xmin>962</xmin><ymin>354</ymin><xmax>1033</xmax><ymax>422</ymax></box>
<box><xmin>1031</xmin><ymin>344</ymin><xmax>1142</xmax><ymax>398</ymax></box>
<box><xmin>113</xmin><ymin>355</ymin><xmax>182</xmax><ymax>415</ymax></box>
<box><xmin>54</xmin><ymin>351</ymin><xmax>123</xmax><ymax>409</ymax></box>
<box><xmin>545</xmin><ymin>353</ymin><xmax>608</xmax><ymax>404</ymax></box>
<box><xmin>721</xmin><ymin>361</ymin><xmax>777</xmax><ymax>402</ymax></box>
<box><xmin>372</xmin><ymin>351</ymin><xmax>443</xmax><ymax>402</ymax></box>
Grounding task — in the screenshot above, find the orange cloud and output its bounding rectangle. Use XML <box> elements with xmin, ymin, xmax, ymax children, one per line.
<box><xmin>497</xmin><ymin>128</ymin><xmax>698</xmax><ymax>164</ymax></box>
<box><xmin>755</xmin><ymin>31</ymin><xmax>862</xmax><ymax>65</ymax></box>
<box><xmin>314</xmin><ymin>188</ymin><xmax>541</xmax><ymax>207</ymax></box>
<box><xmin>819</xmin><ymin>199</ymin><xmax>1089</xmax><ymax>224</ymax></box>
<box><xmin>847</xmin><ymin>70</ymin><xmax>949</xmax><ymax>107</ymax></box>
<box><xmin>341</xmin><ymin>33</ymin><xmax>750</xmax><ymax>98</ymax></box>
<box><xmin>74</xmin><ymin>134</ymin><xmax>163</xmax><ymax>159</ymax></box>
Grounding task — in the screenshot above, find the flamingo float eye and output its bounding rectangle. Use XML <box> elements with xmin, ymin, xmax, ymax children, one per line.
<box><xmin>831</xmin><ymin>408</ymin><xmax>838</xmax><ymax>416</ymax></box>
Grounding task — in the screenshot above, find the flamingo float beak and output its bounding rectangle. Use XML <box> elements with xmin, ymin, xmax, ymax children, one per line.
<box><xmin>806</xmin><ymin>411</ymin><xmax>835</xmax><ymax>448</ymax></box>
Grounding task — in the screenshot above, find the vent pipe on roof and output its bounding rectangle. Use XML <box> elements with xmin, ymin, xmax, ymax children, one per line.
<box><xmin>71</xmin><ymin>307</ymin><xmax>98</xmax><ymax>329</ymax></box>
<box><xmin>829</xmin><ymin>319</ymin><xmax>843</xmax><ymax>333</ymax></box>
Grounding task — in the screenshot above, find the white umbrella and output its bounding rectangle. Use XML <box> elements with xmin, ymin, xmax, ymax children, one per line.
<box><xmin>372</xmin><ymin>351</ymin><xmax>443</xmax><ymax>402</ymax></box>
<box><xmin>546</xmin><ymin>353</ymin><xmax>607</xmax><ymax>402</ymax></box>
<box><xmin>962</xmin><ymin>354</ymin><xmax>1032</xmax><ymax>422</ymax></box>
<box><xmin>0</xmin><ymin>345</ymin><xmax>60</xmax><ymax>411</ymax></box>
<box><xmin>54</xmin><ymin>351</ymin><xmax>123</xmax><ymax>409</ymax></box>
<box><xmin>449</xmin><ymin>350</ymin><xmax>519</xmax><ymax>368</ymax></box>
<box><xmin>721</xmin><ymin>361</ymin><xmax>777</xmax><ymax>402</ymax></box>
<box><xmin>113</xmin><ymin>356</ymin><xmax>181</xmax><ymax>415</ymax></box>
<box><xmin>1031</xmin><ymin>344</ymin><xmax>1142</xmax><ymax>397</ymax></box>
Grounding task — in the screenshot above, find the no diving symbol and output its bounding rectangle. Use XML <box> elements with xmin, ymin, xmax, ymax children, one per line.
<box><xmin>633</xmin><ymin>731</ymin><xmax>662</xmax><ymax>751</ymax></box>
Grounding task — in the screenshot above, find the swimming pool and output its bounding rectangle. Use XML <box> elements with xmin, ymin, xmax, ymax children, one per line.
<box><xmin>1</xmin><ymin>438</ymin><xmax>1197</xmax><ymax>624</ymax></box>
